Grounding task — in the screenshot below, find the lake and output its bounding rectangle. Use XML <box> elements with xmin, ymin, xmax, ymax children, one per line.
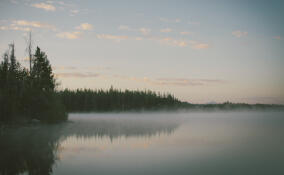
<box><xmin>1</xmin><ymin>111</ymin><xmax>283</xmax><ymax>175</ymax></box>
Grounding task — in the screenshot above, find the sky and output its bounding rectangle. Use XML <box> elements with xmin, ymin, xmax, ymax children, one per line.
<box><xmin>0</xmin><ymin>0</ymin><xmax>284</xmax><ymax>104</ymax></box>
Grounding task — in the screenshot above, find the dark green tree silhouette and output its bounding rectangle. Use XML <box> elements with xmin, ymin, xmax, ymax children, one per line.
<box><xmin>57</xmin><ymin>88</ymin><xmax>181</xmax><ymax>112</ymax></box>
<box><xmin>0</xmin><ymin>44</ymin><xmax>67</xmax><ymax>122</ymax></box>
<box><xmin>28</xmin><ymin>47</ymin><xmax>67</xmax><ymax>122</ymax></box>
<box><xmin>0</xmin><ymin>44</ymin><xmax>29</xmax><ymax>121</ymax></box>
<box><xmin>31</xmin><ymin>47</ymin><xmax>55</xmax><ymax>91</ymax></box>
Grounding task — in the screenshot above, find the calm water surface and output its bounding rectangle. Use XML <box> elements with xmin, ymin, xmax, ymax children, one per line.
<box><xmin>1</xmin><ymin>112</ymin><xmax>284</xmax><ymax>175</ymax></box>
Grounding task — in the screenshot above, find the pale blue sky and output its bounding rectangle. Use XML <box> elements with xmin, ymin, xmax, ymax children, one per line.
<box><xmin>1</xmin><ymin>0</ymin><xmax>284</xmax><ymax>104</ymax></box>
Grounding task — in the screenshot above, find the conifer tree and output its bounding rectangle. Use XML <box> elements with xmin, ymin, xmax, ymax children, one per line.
<box><xmin>31</xmin><ymin>47</ymin><xmax>55</xmax><ymax>91</ymax></box>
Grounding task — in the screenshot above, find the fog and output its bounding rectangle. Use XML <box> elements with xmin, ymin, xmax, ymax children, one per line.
<box><xmin>1</xmin><ymin>111</ymin><xmax>283</xmax><ymax>175</ymax></box>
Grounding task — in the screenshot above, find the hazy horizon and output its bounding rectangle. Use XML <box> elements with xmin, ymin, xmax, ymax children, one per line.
<box><xmin>1</xmin><ymin>0</ymin><xmax>284</xmax><ymax>104</ymax></box>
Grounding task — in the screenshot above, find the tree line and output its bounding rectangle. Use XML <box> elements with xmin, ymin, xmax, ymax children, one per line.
<box><xmin>57</xmin><ymin>88</ymin><xmax>181</xmax><ymax>112</ymax></box>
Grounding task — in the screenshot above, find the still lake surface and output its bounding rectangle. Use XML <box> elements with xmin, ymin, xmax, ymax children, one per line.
<box><xmin>1</xmin><ymin>111</ymin><xmax>284</xmax><ymax>175</ymax></box>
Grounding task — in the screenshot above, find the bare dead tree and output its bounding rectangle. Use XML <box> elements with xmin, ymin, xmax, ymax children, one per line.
<box><xmin>25</xmin><ymin>31</ymin><xmax>33</xmax><ymax>72</ymax></box>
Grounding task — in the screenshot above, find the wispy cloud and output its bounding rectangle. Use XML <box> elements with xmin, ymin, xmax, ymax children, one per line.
<box><xmin>31</xmin><ymin>2</ymin><xmax>56</xmax><ymax>11</ymax></box>
<box><xmin>159</xmin><ymin>37</ymin><xmax>188</xmax><ymax>47</ymax></box>
<box><xmin>115</xmin><ymin>75</ymin><xmax>225</xmax><ymax>87</ymax></box>
<box><xmin>273</xmin><ymin>36</ymin><xmax>282</xmax><ymax>40</ymax></box>
<box><xmin>139</xmin><ymin>28</ymin><xmax>151</xmax><ymax>35</ymax></box>
<box><xmin>118</xmin><ymin>25</ymin><xmax>132</xmax><ymax>31</ymax></box>
<box><xmin>0</xmin><ymin>25</ymin><xmax>31</xmax><ymax>31</ymax></box>
<box><xmin>149</xmin><ymin>78</ymin><xmax>225</xmax><ymax>86</ymax></box>
<box><xmin>160</xmin><ymin>28</ymin><xmax>172</xmax><ymax>33</ymax></box>
<box><xmin>118</xmin><ymin>25</ymin><xmax>151</xmax><ymax>35</ymax></box>
<box><xmin>191</xmin><ymin>43</ymin><xmax>209</xmax><ymax>50</ymax></box>
<box><xmin>53</xmin><ymin>65</ymin><xmax>110</xmax><ymax>71</ymax></box>
<box><xmin>180</xmin><ymin>31</ymin><xmax>193</xmax><ymax>35</ymax></box>
<box><xmin>0</xmin><ymin>20</ymin><xmax>56</xmax><ymax>32</ymax></box>
<box><xmin>135</xmin><ymin>37</ymin><xmax>143</xmax><ymax>41</ymax></box>
<box><xmin>76</xmin><ymin>23</ymin><xmax>93</xmax><ymax>31</ymax></box>
<box><xmin>159</xmin><ymin>17</ymin><xmax>181</xmax><ymax>23</ymax></box>
<box><xmin>12</xmin><ymin>20</ymin><xmax>56</xmax><ymax>31</ymax></box>
<box><xmin>232</xmin><ymin>30</ymin><xmax>248</xmax><ymax>38</ymax></box>
<box><xmin>148</xmin><ymin>37</ymin><xmax>209</xmax><ymax>49</ymax></box>
<box><xmin>97</xmin><ymin>26</ymin><xmax>208</xmax><ymax>49</ymax></box>
<box><xmin>56</xmin><ymin>72</ymin><xmax>100</xmax><ymax>78</ymax></box>
<box><xmin>31</xmin><ymin>1</ymin><xmax>79</xmax><ymax>14</ymax></box>
<box><xmin>70</xmin><ymin>9</ymin><xmax>79</xmax><ymax>16</ymax></box>
<box><xmin>97</xmin><ymin>34</ymin><xmax>128</xmax><ymax>42</ymax></box>
<box><xmin>56</xmin><ymin>31</ymin><xmax>81</xmax><ymax>39</ymax></box>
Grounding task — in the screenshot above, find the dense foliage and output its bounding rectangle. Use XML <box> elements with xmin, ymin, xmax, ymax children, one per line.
<box><xmin>57</xmin><ymin>88</ymin><xmax>181</xmax><ymax>112</ymax></box>
<box><xmin>0</xmin><ymin>44</ymin><xmax>67</xmax><ymax>123</ymax></box>
<box><xmin>56</xmin><ymin>89</ymin><xmax>284</xmax><ymax>112</ymax></box>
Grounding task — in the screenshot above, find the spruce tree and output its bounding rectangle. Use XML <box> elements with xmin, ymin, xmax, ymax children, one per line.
<box><xmin>29</xmin><ymin>47</ymin><xmax>67</xmax><ymax>122</ymax></box>
<box><xmin>31</xmin><ymin>47</ymin><xmax>55</xmax><ymax>91</ymax></box>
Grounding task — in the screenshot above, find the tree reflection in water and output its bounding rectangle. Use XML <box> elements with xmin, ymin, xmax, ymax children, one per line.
<box><xmin>0</xmin><ymin>116</ymin><xmax>179</xmax><ymax>175</ymax></box>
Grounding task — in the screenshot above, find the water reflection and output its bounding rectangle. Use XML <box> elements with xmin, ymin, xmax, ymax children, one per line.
<box><xmin>64</xmin><ymin>115</ymin><xmax>179</xmax><ymax>140</ymax></box>
<box><xmin>0</xmin><ymin>115</ymin><xmax>180</xmax><ymax>175</ymax></box>
<box><xmin>0</xmin><ymin>124</ymin><xmax>63</xmax><ymax>175</ymax></box>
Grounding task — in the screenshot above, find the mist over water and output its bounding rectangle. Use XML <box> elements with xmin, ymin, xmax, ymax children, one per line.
<box><xmin>1</xmin><ymin>111</ymin><xmax>283</xmax><ymax>175</ymax></box>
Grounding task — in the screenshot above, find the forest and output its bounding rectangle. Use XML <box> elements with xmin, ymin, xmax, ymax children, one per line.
<box><xmin>57</xmin><ymin>88</ymin><xmax>181</xmax><ymax>112</ymax></box>
<box><xmin>1</xmin><ymin>42</ymin><xmax>283</xmax><ymax>123</ymax></box>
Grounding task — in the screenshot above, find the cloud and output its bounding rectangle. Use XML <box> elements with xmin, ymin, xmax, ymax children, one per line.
<box><xmin>0</xmin><ymin>20</ymin><xmax>56</xmax><ymax>32</ymax></box>
<box><xmin>56</xmin><ymin>72</ymin><xmax>100</xmax><ymax>78</ymax></box>
<box><xmin>273</xmin><ymin>36</ymin><xmax>282</xmax><ymax>40</ymax></box>
<box><xmin>232</xmin><ymin>30</ymin><xmax>248</xmax><ymax>38</ymax></box>
<box><xmin>115</xmin><ymin>75</ymin><xmax>225</xmax><ymax>87</ymax></box>
<box><xmin>135</xmin><ymin>37</ymin><xmax>143</xmax><ymax>41</ymax></box>
<box><xmin>97</xmin><ymin>34</ymin><xmax>128</xmax><ymax>42</ymax></box>
<box><xmin>93</xmin><ymin>29</ymin><xmax>208</xmax><ymax>49</ymax></box>
<box><xmin>70</xmin><ymin>9</ymin><xmax>79</xmax><ymax>16</ymax></box>
<box><xmin>159</xmin><ymin>18</ymin><xmax>181</xmax><ymax>23</ymax></box>
<box><xmin>118</xmin><ymin>25</ymin><xmax>131</xmax><ymax>31</ymax></box>
<box><xmin>56</xmin><ymin>32</ymin><xmax>81</xmax><ymax>39</ymax></box>
<box><xmin>57</xmin><ymin>1</ymin><xmax>67</xmax><ymax>6</ymax></box>
<box><xmin>159</xmin><ymin>37</ymin><xmax>188</xmax><ymax>47</ymax></box>
<box><xmin>160</xmin><ymin>28</ymin><xmax>172</xmax><ymax>33</ymax></box>
<box><xmin>191</xmin><ymin>43</ymin><xmax>209</xmax><ymax>50</ymax></box>
<box><xmin>150</xmin><ymin>78</ymin><xmax>225</xmax><ymax>86</ymax></box>
<box><xmin>152</xmin><ymin>37</ymin><xmax>209</xmax><ymax>49</ymax></box>
<box><xmin>31</xmin><ymin>3</ymin><xmax>56</xmax><ymax>11</ymax></box>
<box><xmin>12</xmin><ymin>20</ymin><xmax>56</xmax><ymax>31</ymax></box>
<box><xmin>180</xmin><ymin>31</ymin><xmax>193</xmax><ymax>35</ymax></box>
<box><xmin>139</xmin><ymin>28</ymin><xmax>151</xmax><ymax>35</ymax></box>
<box><xmin>0</xmin><ymin>25</ymin><xmax>31</xmax><ymax>31</ymax></box>
<box><xmin>53</xmin><ymin>66</ymin><xmax>110</xmax><ymax>71</ymax></box>
<box><xmin>83</xmin><ymin>66</ymin><xmax>111</xmax><ymax>70</ymax></box>
<box><xmin>76</xmin><ymin>23</ymin><xmax>93</xmax><ymax>31</ymax></box>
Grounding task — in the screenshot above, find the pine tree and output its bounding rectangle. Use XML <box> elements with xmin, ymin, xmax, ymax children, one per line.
<box><xmin>28</xmin><ymin>47</ymin><xmax>67</xmax><ymax>122</ymax></box>
<box><xmin>31</xmin><ymin>47</ymin><xmax>55</xmax><ymax>91</ymax></box>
